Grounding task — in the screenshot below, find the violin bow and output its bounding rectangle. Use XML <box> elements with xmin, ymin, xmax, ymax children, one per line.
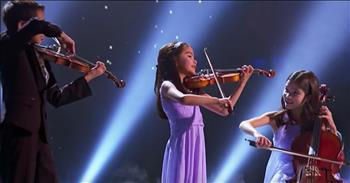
<box><xmin>203</xmin><ymin>48</ymin><xmax>225</xmax><ymax>98</ymax></box>
<box><xmin>245</xmin><ymin>139</ymin><xmax>350</xmax><ymax>167</ymax></box>
<box><xmin>203</xmin><ymin>48</ymin><xmax>232</xmax><ymax>113</ymax></box>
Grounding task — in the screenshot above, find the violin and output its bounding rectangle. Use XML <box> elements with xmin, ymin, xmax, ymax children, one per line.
<box><xmin>183</xmin><ymin>68</ymin><xmax>276</xmax><ymax>89</ymax></box>
<box><xmin>33</xmin><ymin>44</ymin><xmax>125</xmax><ymax>88</ymax></box>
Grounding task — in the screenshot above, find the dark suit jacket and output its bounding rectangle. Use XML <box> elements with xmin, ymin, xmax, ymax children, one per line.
<box><xmin>0</xmin><ymin>18</ymin><xmax>92</xmax><ymax>142</ymax></box>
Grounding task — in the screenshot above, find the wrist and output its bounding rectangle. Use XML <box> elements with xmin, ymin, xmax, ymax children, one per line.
<box><xmin>227</xmin><ymin>97</ymin><xmax>233</xmax><ymax>106</ymax></box>
<box><xmin>214</xmin><ymin>97</ymin><xmax>220</xmax><ymax>104</ymax></box>
<box><xmin>253</xmin><ymin>131</ymin><xmax>261</xmax><ymax>138</ymax></box>
<box><xmin>60</xmin><ymin>32</ymin><xmax>66</xmax><ymax>38</ymax></box>
<box><xmin>84</xmin><ymin>74</ymin><xmax>92</xmax><ymax>82</ymax></box>
<box><xmin>238</xmin><ymin>79</ymin><xmax>248</xmax><ymax>86</ymax></box>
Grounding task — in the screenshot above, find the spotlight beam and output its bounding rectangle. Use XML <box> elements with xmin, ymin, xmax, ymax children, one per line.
<box><xmin>80</xmin><ymin>2</ymin><xmax>228</xmax><ymax>182</ymax></box>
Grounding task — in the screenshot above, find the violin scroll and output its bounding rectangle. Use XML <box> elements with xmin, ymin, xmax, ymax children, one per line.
<box><xmin>105</xmin><ymin>70</ymin><xmax>126</xmax><ymax>88</ymax></box>
<box><xmin>320</xmin><ymin>84</ymin><xmax>335</xmax><ymax>104</ymax></box>
<box><xmin>255</xmin><ymin>69</ymin><xmax>276</xmax><ymax>78</ymax></box>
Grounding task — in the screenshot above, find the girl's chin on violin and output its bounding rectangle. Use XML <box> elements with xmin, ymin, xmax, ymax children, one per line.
<box><xmin>31</xmin><ymin>34</ymin><xmax>45</xmax><ymax>44</ymax></box>
<box><xmin>191</xmin><ymin>65</ymin><xmax>196</xmax><ymax>71</ymax></box>
<box><xmin>183</xmin><ymin>67</ymin><xmax>196</xmax><ymax>76</ymax></box>
<box><xmin>190</xmin><ymin>66</ymin><xmax>196</xmax><ymax>75</ymax></box>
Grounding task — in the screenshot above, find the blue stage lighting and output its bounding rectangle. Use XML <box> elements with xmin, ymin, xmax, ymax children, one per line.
<box><xmin>80</xmin><ymin>2</ymin><xmax>228</xmax><ymax>182</ymax></box>
<box><xmin>214</xmin><ymin>2</ymin><xmax>349</xmax><ymax>182</ymax></box>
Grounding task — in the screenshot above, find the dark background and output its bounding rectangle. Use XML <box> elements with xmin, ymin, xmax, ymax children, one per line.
<box><xmin>1</xmin><ymin>1</ymin><xmax>349</xmax><ymax>183</ymax></box>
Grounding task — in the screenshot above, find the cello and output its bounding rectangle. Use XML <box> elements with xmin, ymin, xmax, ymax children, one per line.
<box><xmin>288</xmin><ymin>84</ymin><xmax>345</xmax><ymax>183</ymax></box>
<box><xmin>246</xmin><ymin>84</ymin><xmax>349</xmax><ymax>182</ymax></box>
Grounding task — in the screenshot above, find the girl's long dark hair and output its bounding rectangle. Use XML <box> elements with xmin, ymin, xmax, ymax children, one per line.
<box><xmin>154</xmin><ymin>41</ymin><xmax>191</xmax><ymax>120</ymax></box>
<box><xmin>274</xmin><ymin>70</ymin><xmax>321</xmax><ymax>131</ymax></box>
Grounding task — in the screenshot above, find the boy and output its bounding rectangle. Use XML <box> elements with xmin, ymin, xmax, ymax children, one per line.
<box><xmin>0</xmin><ymin>1</ymin><xmax>106</xmax><ymax>182</ymax></box>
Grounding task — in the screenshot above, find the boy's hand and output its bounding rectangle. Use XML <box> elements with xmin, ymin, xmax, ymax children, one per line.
<box><xmin>59</xmin><ymin>32</ymin><xmax>75</xmax><ymax>54</ymax></box>
<box><xmin>84</xmin><ymin>61</ymin><xmax>106</xmax><ymax>82</ymax></box>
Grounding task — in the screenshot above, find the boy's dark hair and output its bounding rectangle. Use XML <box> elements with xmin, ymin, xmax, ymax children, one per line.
<box><xmin>2</xmin><ymin>1</ymin><xmax>45</xmax><ymax>33</ymax></box>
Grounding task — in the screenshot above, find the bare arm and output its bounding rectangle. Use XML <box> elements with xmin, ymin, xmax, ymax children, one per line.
<box><xmin>201</xmin><ymin>65</ymin><xmax>254</xmax><ymax>116</ymax></box>
<box><xmin>239</xmin><ymin>111</ymin><xmax>278</xmax><ymax>148</ymax></box>
<box><xmin>200</xmin><ymin>93</ymin><xmax>231</xmax><ymax>116</ymax></box>
<box><xmin>160</xmin><ymin>81</ymin><xmax>230</xmax><ymax>108</ymax></box>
